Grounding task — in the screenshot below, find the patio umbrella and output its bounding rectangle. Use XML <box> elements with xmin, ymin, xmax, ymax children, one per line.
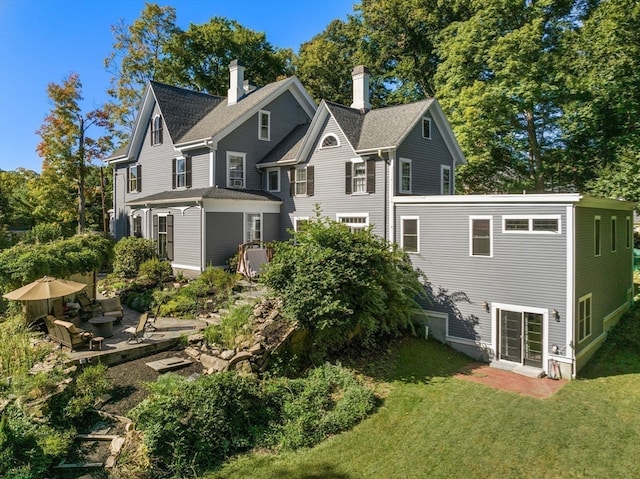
<box><xmin>3</xmin><ymin>276</ymin><xmax>86</xmax><ymax>301</ymax></box>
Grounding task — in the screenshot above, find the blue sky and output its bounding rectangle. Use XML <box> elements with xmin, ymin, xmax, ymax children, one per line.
<box><xmin>0</xmin><ymin>0</ymin><xmax>356</xmax><ymax>173</ymax></box>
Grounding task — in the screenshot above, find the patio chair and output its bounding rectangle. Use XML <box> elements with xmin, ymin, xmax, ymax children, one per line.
<box><xmin>75</xmin><ymin>292</ymin><xmax>95</xmax><ymax>320</ymax></box>
<box><xmin>44</xmin><ymin>315</ymin><xmax>93</xmax><ymax>351</ymax></box>
<box><xmin>100</xmin><ymin>296</ymin><xmax>123</xmax><ymax>322</ymax></box>
<box><xmin>123</xmin><ymin>313</ymin><xmax>149</xmax><ymax>344</ymax></box>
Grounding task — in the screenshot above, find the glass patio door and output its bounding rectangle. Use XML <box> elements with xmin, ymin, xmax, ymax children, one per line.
<box><xmin>499</xmin><ymin>309</ymin><xmax>543</xmax><ymax>368</ymax></box>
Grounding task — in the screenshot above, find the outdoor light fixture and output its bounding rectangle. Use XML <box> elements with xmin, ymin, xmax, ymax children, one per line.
<box><xmin>552</xmin><ymin>309</ymin><xmax>560</xmax><ymax>322</ymax></box>
<box><xmin>482</xmin><ymin>301</ymin><xmax>490</xmax><ymax>313</ymax></box>
<box><xmin>551</xmin><ymin>344</ymin><xmax>560</xmax><ymax>354</ymax></box>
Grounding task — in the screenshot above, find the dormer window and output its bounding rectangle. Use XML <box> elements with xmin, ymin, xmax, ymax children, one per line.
<box><xmin>227</xmin><ymin>152</ymin><xmax>246</xmax><ymax>188</ymax></box>
<box><xmin>259</xmin><ymin>110</ymin><xmax>270</xmax><ymax>141</ymax></box>
<box><xmin>320</xmin><ymin>134</ymin><xmax>339</xmax><ymax>148</ymax></box>
<box><xmin>151</xmin><ymin>114</ymin><xmax>163</xmax><ymax>145</ymax></box>
<box><xmin>422</xmin><ymin>117</ymin><xmax>431</xmax><ymax>140</ymax></box>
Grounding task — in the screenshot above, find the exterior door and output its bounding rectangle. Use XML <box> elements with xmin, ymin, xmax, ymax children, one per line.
<box><xmin>499</xmin><ymin>309</ymin><xmax>544</xmax><ymax>368</ymax></box>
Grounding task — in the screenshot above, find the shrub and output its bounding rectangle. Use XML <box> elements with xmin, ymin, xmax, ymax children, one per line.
<box><xmin>113</xmin><ymin>237</ymin><xmax>157</xmax><ymax>278</ymax></box>
<box><xmin>203</xmin><ymin>303</ymin><xmax>253</xmax><ymax>349</ymax></box>
<box><xmin>138</xmin><ymin>258</ymin><xmax>173</xmax><ymax>284</ymax></box>
<box><xmin>262</xmin><ymin>213</ymin><xmax>425</xmax><ymax>358</ymax></box>
<box><xmin>64</xmin><ymin>363</ymin><xmax>110</xmax><ymax>419</ymax></box>
<box><xmin>22</xmin><ymin>223</ymin><xmax>64</xmax><ymax>244</ymax></box>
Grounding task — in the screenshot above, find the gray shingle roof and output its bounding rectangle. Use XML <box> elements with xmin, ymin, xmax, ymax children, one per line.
<box><xmin>258</xmin><ymin>123</ymin><xmax>309</xmax><ymax>164</ymax></box>
<box><xmin>324</xmin><ymin>99</ymin><xmax>434</xmax><ymax>152</ymax></box>
<box><xmin>127</xmin><ymin>187</ymin><xmax>280</xmax><ymax>206</ymax></box>
<box><xmin>177</xmin><ymin>77</ymin><xmax>293</xmax><ymax>145</ymax></box>
<box><xmin>150</xmin><ymin>81</ymin><xmax>224</xmax><ymax>143</ymax></box>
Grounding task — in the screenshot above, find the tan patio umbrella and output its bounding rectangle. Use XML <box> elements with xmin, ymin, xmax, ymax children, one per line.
<box><xmin>3</xmin><ymin>276</ymin><xmax>86</xmax><ymax>301</ymax></box>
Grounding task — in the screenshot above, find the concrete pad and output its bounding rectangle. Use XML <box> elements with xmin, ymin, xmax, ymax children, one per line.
<box><xmin>145</xmin><ymin>357</ymin><xmax>193</xmax><ymax>372</ymax></box>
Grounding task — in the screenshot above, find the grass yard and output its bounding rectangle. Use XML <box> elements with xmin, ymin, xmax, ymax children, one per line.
<box><xmin>206</xmin><ymin>307</ymin><xmax>640</xmax><ymax>479</ymax></box>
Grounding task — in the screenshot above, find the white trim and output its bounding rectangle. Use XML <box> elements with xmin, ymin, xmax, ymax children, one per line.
<box><xmin>440</xmin><ymin>164</ymin><xmax>451</xmax><ymax>195</ymax></box>
<box><xmin>258</xmin><ymin>110</ymin><xmax>271</xmax><ymax>141</ymax></box>
<box><xmin>319</xmin><ymin>133</ymin><xmax>340</xmax><ymax>149</ymax></box>
<box><xmin>201</xmin><ymin>204</ymin><xmax>206</xmax><ymax>272</ymax></box>
<box><xmin>171</xmin><ymin>263</ymin><xmax>201</xmax><ymax>272</ymax></box>
<box><xmin>294</xmin><ymin>216</ymin><xmax>310</xmax><ymax>231</ymax></box>
<box><xmin>445</xmin><ymin>336</ymin><xmax>479</xmax><ymax>347</ymax></box>
<box><xmin>501</xmin><ymin>215</ymin><xmax>561</xmax><ymax>234</ymax></box>
<box><xmin>594</xmin><ymin>215</ymin><xmax>601</xmax><ymax>257</ymax></box>
<box><xmin>575</xmin><ymin>330</ymin><xmax>606</xmax><ymax>362</ymax></box>
<box><xmin>577</xmin><ymin>293</ymin><xmax>593</xmax><ymax>343</ymax></box>
<box><xmin>422</xmin><ymin>116</ymin><xmax>432</xmax><ymax>139</ymax></box>
<box><xmin>399</xmin><ymin>157</ymin><xmax>412</xmax><ymax>193</ymax></box>
<box><xmin>566</xmin><ymin>205</ymin><xmax>575</xmax><ymax>366</ymax></box>
<box><xmin>469</xmin><ymin>215</ymin><xmax>493</xmax><ymax>257</ymax></box>
<box><xmin>400</xmin><ymin>216</ymin><xmax>420</xmax><ymax>253</ymax></box>
<box><xmin>603</xmin><ymin>302</ymin><xmax>630</xmax><ymax>330</ymax></box>
<box><xmin>209</xmin><ymin>149</ymin><xmax>215</xmax><ymax>187</ymax></box>
<box><xmin>387</xmin><ymin>150</ymin><xmax>396</xmax><ymax>243</ymax></box>
<box><xmin>266</xmin><ymin>167</ymin><xmax>280</xmax><ymax>193</ymax></box>
<box><xmin>226</xmin><ymin>151</ymin><xmax>246</xmax><ymax>189</ymax></box>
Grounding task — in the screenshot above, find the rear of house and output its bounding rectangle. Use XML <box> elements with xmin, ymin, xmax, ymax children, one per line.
<box><xmin>395</xmin><ymin>194</ymin><xmax>635</xmax><ymax>379</ymax></box>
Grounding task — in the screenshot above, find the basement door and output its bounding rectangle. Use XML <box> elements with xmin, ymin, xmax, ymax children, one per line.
<box><xmin>498</xmin><ymin>309</ymin><xmax>543</xmax><ymax>368</ymax></box>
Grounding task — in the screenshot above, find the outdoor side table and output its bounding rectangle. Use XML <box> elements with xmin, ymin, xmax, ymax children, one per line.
<box><xmin>88</xmin><ymin>316</ymin><xmax>115</xmax><ymax>338</ymax></box>
<box><xmin>90</xmin><ymin>336</ymin><xmax>104</xmax><ymax>351</ymax></box>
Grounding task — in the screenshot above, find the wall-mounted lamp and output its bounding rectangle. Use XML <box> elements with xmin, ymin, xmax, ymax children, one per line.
<box><xmin>552</xmin><ymin>309</ymin><xmax>560</xmax><ymax>322</ymax></box>
<box><xmin>482</xmin><ymin>301</ymin><xmax>490</xmax><ymax>313</ymax></box>
<box><xmin>551</xmin><ymin>344</ymin><xmax>559</xmax><ymax>354</ymax></box>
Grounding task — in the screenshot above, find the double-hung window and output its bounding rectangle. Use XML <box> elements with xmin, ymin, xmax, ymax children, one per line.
<box><xmin>399</xmin><ymin>158</ymin><xmax>412</xmax><ymax>193</ymax></box>
<box><xmin>578</xmin><ymin>293</ymin><xmax>592</xmax><ymax>342</ymax></box>
<box><xmin>470</xmin><ymin>216</ymin><xmax>492</xmax><ymax>257</ymax></box>
<box><xmin>245</xmin><ymin>213</ymin><xmax>262</xmax><ymax>243</ymax></box>
<box><xmin>151</xmin><ymin>115</ymin><xmax>163</xmax><ymax>145</ymax></box>
<box><xmin>441</xmin><ymin>165</ymin><xmax>451</xmax><ymax>194</ymax></box>
<box><xmin>172</xmin><ymin>157</ymin><xmax>191</xmax><ymax>189</ymax></box>
<box><xmin>132</xmin><ymin>216</ymin><xmax>142</xmax><ymax>238</ymax></box>
<box><xmin>128</xmin><ymin>165</ymin><xmax>141</xmax><ymax>193</ymax></box>
<box><xmin>153</xmin><ymin>214</ymin><xmax>173</xmax><ymax>261</ymax></box>
<box><xmin>353</xmin><ymin>162</ymin><xmax>366</xmax><ymax>193</ymax></box>
<box><xmin>290</xmin><ymin>166</ymin><xmax>314</xmax><ymax>196</ymax></box>
<box><xmin>594</xmin><ymin>216</ymin><xmax>601</xmax><ymax>256</ymax></box>
<box><xmin>267</xmin><ymin>168</ymin><xmax>280</xmax><ymax>192</ymax></box>
<box><xmin>227</xmin><ymin>152</ymin><xmax>246</xmax><ymax>188</ymax></box>
<box><xmin>401</xmin><ymin>217</ymin><xmax>419</xmax><ymax>253</ymax></box>
<box><xmin>258</xmin><ymin>110</ymin><xmax>270</xmax><ymax>141</ymax></box>
<box><xmin>345</xmin><ymin>159</ymin><xmax>375</xmax><ymax>194</ymax></box>
<box><xmin>422</xmin><ymin>117</ymin><xmax>431</xmax><ymax>139</ymax></box>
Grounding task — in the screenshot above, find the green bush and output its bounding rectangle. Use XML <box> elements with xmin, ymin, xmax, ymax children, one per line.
<box><xmin>138</xmin><ymin>258</ymin><xmax>173</xmax><ymax>284</ymax></box>
<box><xmin>203</xmin><ymin>303</ymin><xmax>253</xmax><ymax>349</ymax></box>
<box><xmin>64</xmin><ymin>363</ymin><xmax>110</xmax><ymax>419</ymax></box>
<box><xmin>21</xmin><ymin>223</ymin><xmax>64</xmax><ymax>244</ymax></box>
<box><xmin>262</xmin><ymin>213</ymin><xmax>425</xmax><ymax>358</ymax></box>
<box><xmin>113</xmin><ymin>237</ymin><xmax>157</xmax><ymax>278</ymax></box>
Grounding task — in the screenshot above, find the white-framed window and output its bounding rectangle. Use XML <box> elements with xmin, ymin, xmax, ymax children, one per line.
<box><xmin>227</xmin><ymin>152</ymin><xmax>246</xmax><ymax>188</ymax></box>
<box><xmin>578</xmin><ymin>293</ymin><xmax>592</xmax><ymax>342</ymax></box>
<box><xmin>401</xmin><ymin>216</ymin><xmax>419</xmax><ymax>253</ymax></box>
<box><xmin>245</xmin><ymin>213</ymin><xmax>262</xmax><ymax>243</ymax></box>
<box><xmin>399</xmin><ymin>158</ymin><xmax>412</xmax><ymax>193</ymax></box>
<box><xmin>337</xmin><ymin>213</ymin><xmax>369</xmax><ymax>233</ymax></box>
<box><xmin>153</xmin><ymin>213</ymin><xmax>173</xmax><ymax>260</ymax></box>
<box><xmin>128</xmin><ymin>165</ymin><xmax>141</xmax><ymax>193</ymax></box>
<box><xmin>353</xmin><ymin>162</ymin><xmax>367</xmax><ymax>193</ymax></box>
<box><xmin>295</xmin><ymin>167</ymin><xmax>307</xmax><ymax>196</ymax></box>
<box><xmin>441</xmin><ymin>165</ymin><xmax>451</xmax><ymax>195</ymax></box>
<box><xmin>175</xmin><ymin>157</ymin><xmax>186</xmax><ymax>188</ymax></box>
<box><xmin>320</xmin><ymin>133</ymin><xmax>339</xmax><ymax>148</ymax></box>
<box><xmin>470</xmin><ymin>216</ymin><xmax>493</xmax><ymax>257</ymax></box>
<box><xmin>502</xmin><ymin>215</ymin><xmax>561</xmax><ymax>234</ymax></box>
<box><xmin>151</xmin><ymin>114</ymin><xmax>163</xmax><ymax>145</ymax></box>
<box><xmin>294</xmin><ymin>217</ymin><xmax>310</xmax><ymax>232</ymax></box>
<box><xmin>594</xmin><ymin>216</ymin><xmax>601</xmax><ymax>257</ymax></box>
<box><xmin>132</xmin><ymin>215</ymin><xmax>142</xmax><ymax>238</ymax></box>
<box><xmin>422</xmin><ymin>117</ymin><xmax>431</xmax><ymax>139</ymax></box>
<box><xmin>611</xmin><ymin>216</ymin><xmax>617</xmax><ymax>253</ymax></box>
<box><xmin>258</xmin><ymin>110</ymin><xmax>270</xmax><ymax>141</ymax></box>
<box><xmin>626</xmin><ymin>216</ymin><xmax>632</xmax><ymax>249</ymax></box>
<box><xmin>266</xmin><ymin>168</ymin><xmax>280</xmax><ymax>192</ymax></box>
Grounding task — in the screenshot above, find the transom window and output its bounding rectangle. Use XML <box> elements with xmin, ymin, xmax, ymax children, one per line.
<box><xmin>227</xmin><ymin>152</ymin><xmax>246</xmax><ymax>188</ymax></box>
<box><xmin>401</xmin><ymin>217</ymin><xmax>419</xmax><ymax>253</ymax></box>
<box><xmin>258</xmin><ymin>110</ymin><xmax>270</xmax><ymax>141</ymax></box>
<box><xmin>470</xmin><ymin>217</ymin><xmax>492</xmax><ymax>257</ymax></box>
<box><xmin>399</xmin><ymin>158</ymin><xmax>412</xmax><ymax>193</ymax></box>
<box><xmin>151</xmin><ymin>114</ymin><xmax>163</xmax><ymax>145</ymax></box>
<box><xmin>337</xmin><ymin>214</ymin><xmax>369</xmax><ymax>233</ymax></box>
<box><xmin>267</xmin><ymin>168</ymin><xmax>280</xmax><ymax>192</ymax></box>
<box><xmin>422</xmin><ymin>117</ymin><xmax>431</xmax><ymax>139</ymax></box>
<box><xmin>578</xmin><ymin>293</ymin><xmax>592</xmax><ymax>342</ymax></box>
<box><xmin>503</xmin><ymin>216</ymin><xmax>560</xmax><ymax>233</ymax></box>
<box><xmin>320</xmin><ymin>134</ymin><xmax>339</xmax><ymax>148</ymax></box>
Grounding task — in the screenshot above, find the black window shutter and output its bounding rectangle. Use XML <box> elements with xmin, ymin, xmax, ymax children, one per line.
<box><xmin>366</xmin><ymin>159</ymin><xmax>375</xmax><ymax>194</ymax></box>
<box><xmin>126</xmin><ymin>167</ymin><xmax>130</xmax><ymax>193</ymax></box>
<box><xmin>137</xmin><ymin>165</ymin><xmax>142</xmax><ymax>192</ymax></box>
<box><xmin>289</xmin><ymin>168</ymin><xmax>295</xmax><ymax>196</ymax></box>
<box><xmin>307</xmin><ymin>166</ymin><xmax>314</xmax><ymax>196</ymax></box>
<box><xmin>345</xmin><ymin>162</ymin><xmax>352</xmax><ymax>194</ymax></box>
<box><xmin>166</xmin><ymin>214</ymin><xmax>174</xmax><ymax>261</ymax></box>
<box><xmin>172</xmin><ymin>159</ymin><xmax>176</xmax><ymax>189</ymax></box>
<box><xmin>152</xmin><ymin>215</ymin><xmax>158</xmax><ymax>241</ymax></box>
<box><xmin>186</xmin><ymin>156</ymin><xmax>192</xmax><ymax>188</ymax></box>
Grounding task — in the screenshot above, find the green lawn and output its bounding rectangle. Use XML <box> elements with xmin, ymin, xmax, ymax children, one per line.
<box><xmin>206</xmin><ymin>308</ymin><xmax>640</xmax><ymax>479</ymax></box>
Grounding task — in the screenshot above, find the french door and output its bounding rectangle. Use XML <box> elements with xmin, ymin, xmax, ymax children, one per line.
<box><xmin>499</xmin><ymin>309</ymin><xmax>543</xmax><ymax>368</ymax></box>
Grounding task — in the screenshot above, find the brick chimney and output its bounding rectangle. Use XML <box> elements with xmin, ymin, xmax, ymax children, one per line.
<box><xmin>350</xmin><ymin>65</ymin><xmax>371</xmax><ymax>112</ymax></box>
<box><xmin>227</xmin><ymin>60</ymin><xmax>245</xmax><ymax>106</ymax></box>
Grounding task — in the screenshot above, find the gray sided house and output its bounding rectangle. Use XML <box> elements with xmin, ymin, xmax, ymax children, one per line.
<box><xmin>395</xmin><ymin>194</ymin><xmax>635</xmax><ymax>378</ymax></box>
<box><xmin>107</xmin><ymin>62</ymin><xmax>636</xmax><ymax>377</ymax></box>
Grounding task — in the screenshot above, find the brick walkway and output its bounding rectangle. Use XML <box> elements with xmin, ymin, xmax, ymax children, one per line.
<box><xmin>454</xmin><ymin>362</ymin><xmax>568</xmax><ymax>399</ymax></box>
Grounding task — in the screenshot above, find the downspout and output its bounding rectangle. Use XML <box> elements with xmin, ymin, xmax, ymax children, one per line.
<box><xmin>387</xmin><ymin>149</ymin><xmax>396</xmax><ymax>243</ymax></box>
